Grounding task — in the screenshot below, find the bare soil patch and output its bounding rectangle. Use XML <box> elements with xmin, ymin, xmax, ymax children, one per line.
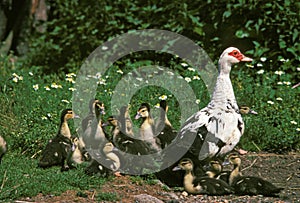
<box><xmin>19</xmin><ymin>152</ymin><xmax>300</xmax><ymax>203</ymax></box>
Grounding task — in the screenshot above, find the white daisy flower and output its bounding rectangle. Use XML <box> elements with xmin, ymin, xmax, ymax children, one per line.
<box><xmin>195</xmin><ymin>99</ymin><xmax>200</xmax><ymax>104</ymax></box>
<box><xmin>185</xmin><ymin>77</ymin><xmax>192</xmax><ymax>83</ymax></box>
<box><xmin>12</xmin><ymin>77</ymin><xmax>18</xmax><ymax>83</ymax></box>
<box><xmin>117</xmin><ymin>69</ymin><xmax>124</xmax><ymax>74</ymax></box>
<box><xmin>257</xmin><ymin>69</ymin><xmax>264</xmax><ymax>74</ymax></box>
<box><xmin>159</xmin><ymin>95</ymin><xmax>168</xmax><ymax>100</ymax></box>
<box><xmin>187</xmin><ymin>67</ymin><xmax>195</xmax><ymax>72</ymax></box>
<box><xmin>260</xmin><ymin>57</ymin><xmax>267</xmax><ymax>62</ymax></box>
<box><xmin>44</xmin><ymin>86</ymin><xmax>51</xmax><ymax>91</ymax></box>
<box><xmin>66</xmin><ymin>73</ymin><xmax>76</xmax><ymax>77</ymax></box>
<box><xmin>193</xmin><ymin>75</ymin><xmax>201</xmax><ymax>80</ymax></box>
<box><xmin>33</xmin><ymin>84</ymin><xmax>39</xmax><ymax>91</ymax></box>
<box><xmin>69</xmin><ymin>87</ymin><xmax>76</xmax><ymax>91</ymax></box>
<box><xmin>290</xmin><ymin>120</ymin><xmax>297</xmax><ymax>125</ymax></box>
<box><xmin>276</xmin><ymin>97</ymin><xmax>283</xmax><ymax>101</ymax></box>
<box><xmin>66</xmin><ymin>77</ymin><xmax>76</xmax><ymax>83</ymax></box>
<box><xmin>181</xmin><ymin>63</ymin><xmax>188</xmax><ymax>67</ymax></box>
<box><xmin>275</xmin><ymin>71</ymin><xmax>284</xmax><ymax>76</ymax></box>
<box><xmin>267</xmin><ymin>100</ymin><xmax>274</xmax><ymax>105</ymax></box>
<box><xmin>102</xmin><ymin>46</ymin><xmax>108</xmax><ymax>50</ymax></box>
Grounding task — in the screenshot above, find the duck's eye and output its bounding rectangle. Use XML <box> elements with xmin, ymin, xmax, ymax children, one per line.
<box><xmin>233</xmin><ymin>51</ymin><xmax>238</xmax><ymax>55</ymax></box>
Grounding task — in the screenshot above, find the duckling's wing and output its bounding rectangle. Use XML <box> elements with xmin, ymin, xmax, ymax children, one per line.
<box><xmin>194</xmin><ymin>177</ymin><xmax>233</xmax><ymax>195</ymax></box>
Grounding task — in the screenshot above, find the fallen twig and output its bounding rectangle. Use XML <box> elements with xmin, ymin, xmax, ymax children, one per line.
<box><xmin>91</xmin><ymin>190</ymin><xmax>96</xmax><ymax>200</ymax></box>
<box><xmin>0</xmin><ymin>169</ymin><xmax>7</xmax><ymax>191</ymax></box>
<box><xmin>241</xmin><ymin>158</ymin><xmax>258</xmax><ymax>172</ymax></box>
<box><xmin>31</xmin><ymin>150</ymin><xmax>42</xmax><ymax>159</ymax></box>
<box><xmin>286</xmin><ymin>173</ymin><xmax>294</xmax><ymax>181</ymax></box>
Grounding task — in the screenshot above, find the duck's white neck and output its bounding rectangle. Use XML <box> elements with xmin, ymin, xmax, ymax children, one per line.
<box><xmin>209</xmin><ymin>61</ymin><xmax>237</xmax><ymax>107</ymax></box>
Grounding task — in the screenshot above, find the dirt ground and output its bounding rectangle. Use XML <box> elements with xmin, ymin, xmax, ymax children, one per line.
<box><xmin>19</xmin><ymin>152</ymin><xmax>300</xmax><ymax>203</ymax></box>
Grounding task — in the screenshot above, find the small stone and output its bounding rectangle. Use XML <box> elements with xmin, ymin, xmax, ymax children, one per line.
<box><xmin>134</xmin><ymin>194</ymin><xmax>164</xmax><ymax>203</ymax></box>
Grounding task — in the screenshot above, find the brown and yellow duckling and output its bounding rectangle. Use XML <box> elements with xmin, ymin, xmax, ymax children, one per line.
<box><xmin>227</xmin><ymin>153</ymin><xmax>283</xmax><ymax>196</ymax></box>
<box><xmin>85</xmin><ymin>142</ymin><xmax>122</xmax><ymax>177</ymax></box>
<box><xmin>0</xmin><ymin>135</ymin><xmax>7</xmax><ymax>164</ymax></box>
<box><xmin>205</xmin><ymin>159</ymin><xmax>231</xmax><ymax>184</ymax></box>
<box><xmin>155</xmin><ymin>100</ymin><xmax>177</xmax><ymax>149</ymax></box>
<box><xmin>104</xmin><ymin>115</ymin><xmax>149</xmax><ymax>155</ymax></box>
<box><xmin>38</xmin><ymin>109</ymin><xmax>79</xmax><ymax>171</ymax></box>
<box><xmin>68</xmin><ymin>136</ymin><xmax>91</xmax><ymax>165</ymax></box>
<box><xmin>135</xmin><ymin>103</ymin><xmax>161</xmax><ymax>153</ymax></box>
<box><xmin>173</xmin><ymin>158</ymin><xmax>233</xmax><ymax>195</ymax></box>
<box><xmin>82</xmin><ymin>99</ymin><xmax>107</xmax><ymax>149</ymax></box>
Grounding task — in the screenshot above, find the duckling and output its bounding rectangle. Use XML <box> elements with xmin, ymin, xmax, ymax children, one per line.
<box><xmin>82</xmin><ymin>99</ymin><xmax>107</xmax><ymax>149</ymax></box>
<box><xmin>119</xmin><ymin>105</ymin><xmax>134</xmax><ymax>138</ymax></box>
<box><xmin>85</xmin><ymin>142</ymin><xmax>122</xmax><ymax>177</ymax></box>
<box><xmin>205</xmin><ymin>159</ymin><xmax>231</xmax><ymax>183</ymax></box>
<box><xmin>173</xmin><ymin>158</ymin><xmax>233</xmax><ymax>195</ymax></box>
<box><xmin>239</xmin><ymin>105</ymin><xmax>258</xmax><ymax>115</ymax></box>
<box><xmin>38</xmin><ymin>109</ymin><xmax>79</xmax><ymax>171</ymax></box>
<box><xmin>235</xmin><ymin>105</ymin><xmax>258</xmax><ymax>155</ymax></box>
<box><xmin>227</xmin><ymin>153</ymin><xmax>283</xmax><ymax>196</ymax></box>
<box><xmin>155</xmin><ymin>100</ymin><xmax>177</xmax><ymax>149</ymax></box>
<box><xmin>0</xmin><ymin>135</ymin><xmax>7</xmax><ymax>164</ymax></box>
<box><xmin>104</xmin><ymin>115</ymin><xmax>149</xmax><ymax>155</ymax></box>
<box><xmin>135</xmin><ymin>103</ymin><xmax>161</xmax><ymax>153</ymax></box>
<box><xmin>68</xmin><ymin>136</ymin><xmax>91</xmax><ymax>166</ymax></box>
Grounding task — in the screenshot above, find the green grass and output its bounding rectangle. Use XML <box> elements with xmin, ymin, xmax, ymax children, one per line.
<box><xmin>0</xmin><ymin>52</ymin><xmax>299</xmax><ymax>201</ymax></box>
<box><xmin>0</xmin><ymin>152</ymin><xmax>106</xmax><ymax>201</ymax></box>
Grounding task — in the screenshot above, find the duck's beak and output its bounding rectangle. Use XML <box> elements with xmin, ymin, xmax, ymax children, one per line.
<box><xmin>241</xmin><ymin>56</ymin><xmax>253</xmax><ymax>62</ymax></box>
<box><xmin>101</xmin><ymin>121</ymin><xmax>109</xmax><ymax>127</ymax></box>
<box><xmin>74</xmin><ymin>114</ymin><xmax>80</xmax><ymax>119</ymax></box>
<box><xmin>134</xmin><ymin>112</ymin><xmax>141</xmax><ymax>120</ymax></box>
<box><xmin>248</xmin><ymin>109</ymin><xmax>258</xmax><ymax>115</ymax></box>
<box><xmin>172</xmin><ymin>166</ymin><xmax>182</xmax><ymax>171</ymax></box>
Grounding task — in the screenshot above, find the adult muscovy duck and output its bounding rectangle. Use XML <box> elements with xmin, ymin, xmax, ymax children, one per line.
<box><xmin>178</xmin><ymin>47</ymin><xmax>252</xmax><ymax>161</ymax></box>
<box><xmin>161</xmin><ymin>47</ymin><xmax>253</xmax><ymax>175</ymax></box>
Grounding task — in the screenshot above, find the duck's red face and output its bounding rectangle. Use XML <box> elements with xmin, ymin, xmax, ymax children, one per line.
<box><xmin>228</xmin><ymin>49</ymin><xmax>252</xmax><ymax>62</ymax></box>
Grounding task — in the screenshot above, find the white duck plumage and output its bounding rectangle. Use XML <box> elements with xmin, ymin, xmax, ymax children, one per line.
<box><xmin>179</xmin><ymin>47</ymin><xmax>253</xmax><ymax>161</ymax></box>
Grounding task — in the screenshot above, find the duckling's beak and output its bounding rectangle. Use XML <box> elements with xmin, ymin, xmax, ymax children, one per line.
<box><xmin>203</xmin><ymin>164</ymin><xmax>211</xmax><ymax>171</ymax></box>
<box><xmin>134</xmin><ymin>112</ymin><xmax>141</xmax><ymax>120</ymax></box>
<box><xmin>172</xmin><ymin>166</ymin><xmax>182</xmax><ymax>171</ymax></box>
<box><xmin>74</xmin><ymin>114</ymin><xmax>80</xmax><ymax>119</ymax></box>
<box><xmin>241</xmin><ymin>56</ymin><xmax>253</xmax><ymax>62</ymax></box>
<box><xmin>222</xmin><ymin>160</ymin><xmax>230</xmax><ymax>166</ymax></box>
<box><xmin>99</xmin><ymin>108</ymin><xmax>105</xmax><ymax>115</ymax></box>
<box><xmin>112</xmin><ymin>147</ymin><xmax>119</xmax><ymax>152</ymax></box>
<box><xmin>71</xmin><ymin>143</ymin><xmax>76</xmax><ymax>151</ymax></box>
<box><xmin>101</xmin><ymin>121</ymin><xmax>109</xmax><ymax>127</ymax></box>
<box><xmin>248</xmin><ymin>109</ymin><xmax>258</xmax><ymax>115</ymax></box>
